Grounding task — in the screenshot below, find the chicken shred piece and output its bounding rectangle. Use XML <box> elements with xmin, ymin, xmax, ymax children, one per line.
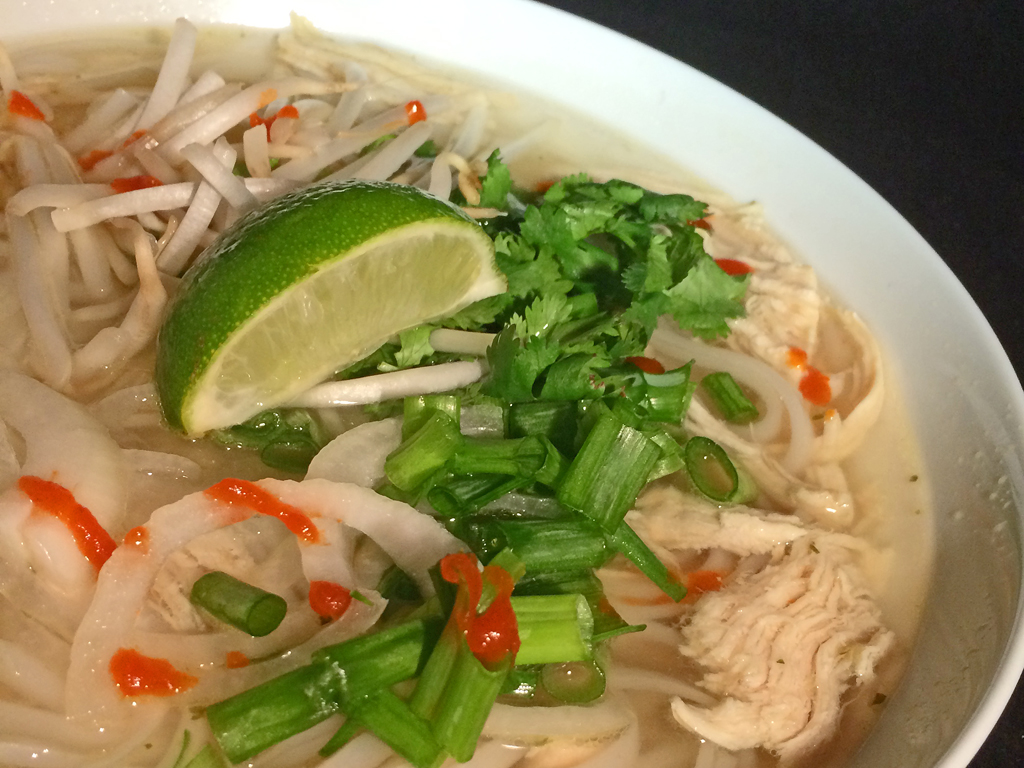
<box><xmin>671</xmin><ymin>537</ymin><xmax>893</xmax><ymax>760</ymax></box>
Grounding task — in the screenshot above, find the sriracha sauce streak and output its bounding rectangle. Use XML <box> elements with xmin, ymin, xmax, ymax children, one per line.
<box><xmin>17</xmin><ymin>476</ymin><xmax>116</xmax><ymax>572</ymax></box>
<box><xmin>109</xmin><ymin>648</ymin><xmax>198</xmax><ymax>697</ymax></box>
<box><xmin>204</xmin><ymin>479</ymin><xmax>320</xmax><ymax>543</ymax></box>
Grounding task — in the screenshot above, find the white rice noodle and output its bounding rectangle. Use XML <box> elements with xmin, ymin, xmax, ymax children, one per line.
<box><xmin>428</xmin><ymin>153</ymin><xmax>455</xmax><ymax>200</ymax></box>
<box><xmin>61</xmin><ymin>89</ymin><xmax>138</xmax><ymax>154</ymax></box>
<box><xmin>98</xmin><ymin>100</ymin><xmax>146</xmax><ymax>151</ymax></box>
<box><xmin>0</xmin><ymin>42</ymin><xmax>20</xmax><ymax>94</ymax></box>
<box><xmin>132</xmin><ymin>143</ymin><xmax>183</xmax><ymax>184</ymax></box>
<box><xmin>271</xmin><ymin>122</ymin><xmax>398</xmax><ymax>182</ymax></box>
<box><xmin>244</xmin><ymin>176</ymin><xmax>298</xmax><ymax>202</ymax></box>
<box><xmin>449</xmin><ymin>100</ymin><xmax>488</xmax><ymax>159</ymax></box>
<box><xmin>180</xmin><ymin>140</ymin><xmax>256</xmax><ymax>211</ymax></box>
<box><xmin>649</xmin><ymin>323</ymin><xmax>814</xmax><ymax>473</ymax></box>
<box><xmin>68</xmin><ymin>226</ymin><xmax>117</xmax><ymax>299</ymax></box>
<box><xmin>163</xmin><ymin>77</ymin><xmax>349</xmax><ymax>159</ymax></box>
<box><xmin>248</xmin><ymin>716</ymin><xmax>343</xmax><ymax>768</ymax></box>
<box><xmin>482</xmin><ymin>699</ymin><xmax>634</xmax><ymax>744</ymax></box>
<box><xmin>6</xmin><ymin>183</ymin><xmax>110</xmax><ymax>216</ymax></box>
<box><xmin>50</xmin><ymin>182</ymin><xmax>196</xmax><ymax>232</ymax></box>
<box><xmin>148</xmin><ymin>82</ymin><xmax>241</xmax><ymax>144</ymax></box>
<box><xmin>268</xmin><ymin>114</ymin><xmax>299</xmax><ymax>144</ymax></box>
<box><xmin>69</xmin><ymin>293</ymin><xmax>134</xmax><ymax>329</ymax></box>
<box><xmin>7</xmin><ymin>213</ymin><xmax>72</xmax><ymax>389</ymax></box>
<box><xmin>0</xmin><ymin>639</ymin><xmax>66</xmax><ymax>711</ymax></box>
<box><xmin>429</xmin><ymin>328</ymin><xmax>495</xmax><ymax>357</ymax></box>
<box><xmin>572</xmin><ymin>717</ymin><xmax>639</xmax><ymax>768</ymax></box>
<box><xmin>453</xmin><ymin>741</ymin><xmax>528</xmax><ymax>768</ymax></box>
<box><xmin>10</xmin><ymin>115</ymin><xmax>56</xmax><ymax>142</ymax></box>
<box><xmin>319</xmin><ymin>732</ymin><xmax>393</xmax><ymax>768</ymax></box>
<box><xmin>328</xmin><ymin>85</ymin><xmax>369</xmax><ymax>133</ymax></box>
<box><xmin>90</xmin><ymin>222</ymin><xmax>138</xmax><ymax>286</ymax></box>
<box><xmin>290</xmin><ymin>97</ymin><xmax>335</xmax><ymax>124</ymax></box>
<box><xmin>179</xmin><ymin>69</ymin><xmax>227</xmax><ymax>105</ymax></box>
<box><xmin>134</xmin><ymin>18</ymin><xmax>198</xmax><ymax>131</ymax></box>
<box><xmin>350</xmin><ymin>121</ymin><xmax>432</xmax><ymax>182</ymax></box>
<box><xmin>242</xmin><ymin>124</ymin><xmax>273</xmax><ymax>178</ymax></box>
<box><xmin>306</xmin><ymin>417</ymin><xmax>402</xmax><ymax>488</ymax></box>
<box><xmin>71</xmin><ymin>220</ymin><xmax>167</xmax><ymax>389</ymax></box>
<box><xmin>0</xmin><ymin>701</ymin><xmax>114</xmax><ymax>749</ymax></box>
<box><xmin>0</xmin><ymin>365</ymin><xmax>127</xmax><ymax>527</ymax></box>
<box><xmin>291</xmin><ymin>361</ymin><xmax>485</xmax><ymax>408</ymax></box>
<box><xmin>157</xmin><ymin>176</ymin><xmax>223</xmax><ymax>275</ymax></box>
<box><xmin>606</xmin><ymin>666</ymin><xmax>718</xmax><ymax>708</ymax></box>
<box><xmin>266</xmin><ymin>142</ymin><xmax>312</xmax><ymax>159</ymax></box>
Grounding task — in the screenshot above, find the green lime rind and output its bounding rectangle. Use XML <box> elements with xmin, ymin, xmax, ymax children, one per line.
<box><xmin>156</xmin><ymin>180</ymin><xmax>491</xmax><ymax>434</ymax></box>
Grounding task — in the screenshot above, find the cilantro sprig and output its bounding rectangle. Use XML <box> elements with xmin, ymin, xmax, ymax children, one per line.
<box><xmin>462</xmin><ymin>154</ymin><xmax>748</xmax><ymax>401</ymax></box>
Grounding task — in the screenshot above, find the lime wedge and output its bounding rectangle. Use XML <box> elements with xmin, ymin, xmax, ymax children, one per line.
<box><xmin>156</xmin><ymin>180</ymin><xmax>503</xmax><ymax>435</ymax></box>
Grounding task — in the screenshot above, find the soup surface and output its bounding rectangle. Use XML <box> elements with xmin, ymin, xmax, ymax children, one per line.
<box><xmin>0</xmin><ymin>18</ymin><xmax>932</xmax><ymax>768</ymax></box>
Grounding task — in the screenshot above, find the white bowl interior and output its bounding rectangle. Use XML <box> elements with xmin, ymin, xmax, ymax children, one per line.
<box><xmin>4</xmin><ymin>1</ymin><xmax>1024</xmax><ymax>766</ymax></box>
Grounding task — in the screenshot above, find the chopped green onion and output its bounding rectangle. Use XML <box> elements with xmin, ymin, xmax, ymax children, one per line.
<box><xmin>507</xmin><ymin>400</ymin><xmax>579</xmax><ymax>457</ymax></box>
<box><xmin>643</xmin><ymin>363</ymin><xmax>696</xmax><ymax>423</ymax></box>
<box><xmin>384</xmin><ymin>411</ymin><xmax>461</xmax><ymax>492</ymax></box>
<box><xmin>533</xmin><ymin>437</ymin><xmax>570</xmax><ymax>488</ymax></box>
<box><xmin>206</xmin><ymin>664</ymin><xmax>339</xmax><ymax>764</ymax></box>
<box><xmin>683</xmin><ymin>435</ymin><xmax>742</xmax><ymax>502</ymax></box>
<box><xmin>500</xmin><ymin>665</ymin><xmax>540</xmax><ymax>700</ymax></box>
<box><xmin>190</xmin><ymin>571</ymin><xmax>287</xmax><ymax>638</ymax></box>
<box><xmin>182</xmin><ymin>745</ymin><xmax>225</xmax><ymax>768</ymax></box>
<box><xmin>318</xmin><ymin>718</ymin><xmax>361</xmax><ymax>758</ymax></box>
<box><xmin>456</xmin><ymin>518</ymin><xmax>610</xmax><ymax>573</ymax></box>
<box><xmin>540</xmin><ymin>660</ymin><xmax>606</xmax><ymax>704</ymax></box>
<box><xmin>514</xmin><ymin>569</ymin><xmax>638</xmax><ymax>642</ymax></box>
<box><xmin>643</xmin><ymin>426</ymin><xmax>685</xmax><ymax>481</ymax></box>
<box><xmin>403</xmin><ymin>395</ymin><xmax>461</xmax><ymax>439</ymax></box>
<box><xmin>701</xmin><ymin>371</ymin><xmax>759</xmax><ymax>424</ymax></box>
<box><xmin>606</xmin><ymin>521</ymin><xmax>687</xmax><ymax>602</ymax></box>
<box><xmin>557</xmin><ymin>410</ymin><xmax>660</xmax><ymax>532</ymax></box>
<box><xmin>312</xmin><ymin>618</ymin><xmax>443</xmax><ymax>703</ymax></box>
<box><xmin>512</xmin><ymin>594</ymin><xmax>593</xmax><ymax>665</ymax></box>
<box><xmin>428</xmin><ymin>637</ymin><xmax>509</xmax><ymax>762</ymax></box>
<box><xmin>450</xmin><ymin>436</ymin><xmax>547</xmax><ymax>477</ymax></box>
<box><xmin>428</xmin><ymin>474</ymin><xmax>524</xmax><ymax>517</ymax></box>
<box><xmin>346</xmin><ymin>689</ymin><xmax>443</xmax><ymax>768</ymax></box>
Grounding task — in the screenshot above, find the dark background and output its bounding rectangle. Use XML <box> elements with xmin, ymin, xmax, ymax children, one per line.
<box><xmin>534</xmin><ymin>0</ymin><xmax>1024</xmax><ymax>765</ymax></box>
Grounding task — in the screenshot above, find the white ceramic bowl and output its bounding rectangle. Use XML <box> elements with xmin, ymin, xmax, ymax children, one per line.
<box><xmin>5</xmin><ymin>2</ymin><xmax>1023</xmax><ymax>766</ymax></box>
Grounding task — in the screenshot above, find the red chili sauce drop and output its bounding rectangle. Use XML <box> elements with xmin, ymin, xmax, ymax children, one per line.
<box><xmin>405</xmin><ymin>100</ymin><xmax>427</xmax><ymax>125</ymax></box>
<box><xmin>225</xmin><ymin>651</ymin><xmax>250</xmax><ymax>669</ymax></box>
<box><xmin>18</xmin><ymin>476</ymin><xmax>116</xmax><ymax>572</ymax></box>
<box><xmin>8</xmin><ymin>91</ymin><xmax>45</xmax><ymax>121</ymax></box>
<box><xmin>204</xmin><ymin>479</ymin><xmax>320</xmax><ymax>543</ymax></box>
<box><xmin>625</xmin><ymin>356</ymin><xmax>666</xmax><ymax>375</ymax></box>
<box><xmin>714</xmin><ymin>258</ymin><xmax>753</xmax><ymax>276</ymax></box>
<box><xmin>78</xmin><ymin>149</ymin><xmax>113</xmax><ymax>171</ymax></box>
<box><xmin>308</xmin><ymin>580</ymin><xmax>353</xmax><ymax>621</ymax></box>
<box><xmin>109</xmin><ymin>648</ymin><xmax>198</xmax><ymax>697</ymax></box>
<box><xmin>440</xmin><ymin>552</ymin><xmax>520</xmax><ymax>668</ymax></box>
<box><xmin>110</xmin><ymin>175</ymin><xmax>164</xmax><ymax>194</ymax></box>
<box><xmin>123</xmin><ymin>525</ymin><xmax>149</xmax><ymax>554</ymax></box>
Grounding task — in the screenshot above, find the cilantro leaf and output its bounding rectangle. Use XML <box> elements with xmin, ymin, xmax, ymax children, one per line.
<box><xmin>392</xmin><ymin>324</ymin><xmax>436</xmax><ymax>368</ymax></box>
<box><xmin>478</xmin><ymin>149</ymin><xmax>512</xmax><ymax>209</ymax></box>
<box><xmin>666</xmin><ymin>256</ymin><xmax>749</xmax><ymax>339</ymax></box>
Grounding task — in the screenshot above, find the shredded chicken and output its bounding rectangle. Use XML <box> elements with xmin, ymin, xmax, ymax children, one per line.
<box><xmin>671</xmin><ymin>537</ymin><xmax>893</xmax><ymax>761</ymax></box>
